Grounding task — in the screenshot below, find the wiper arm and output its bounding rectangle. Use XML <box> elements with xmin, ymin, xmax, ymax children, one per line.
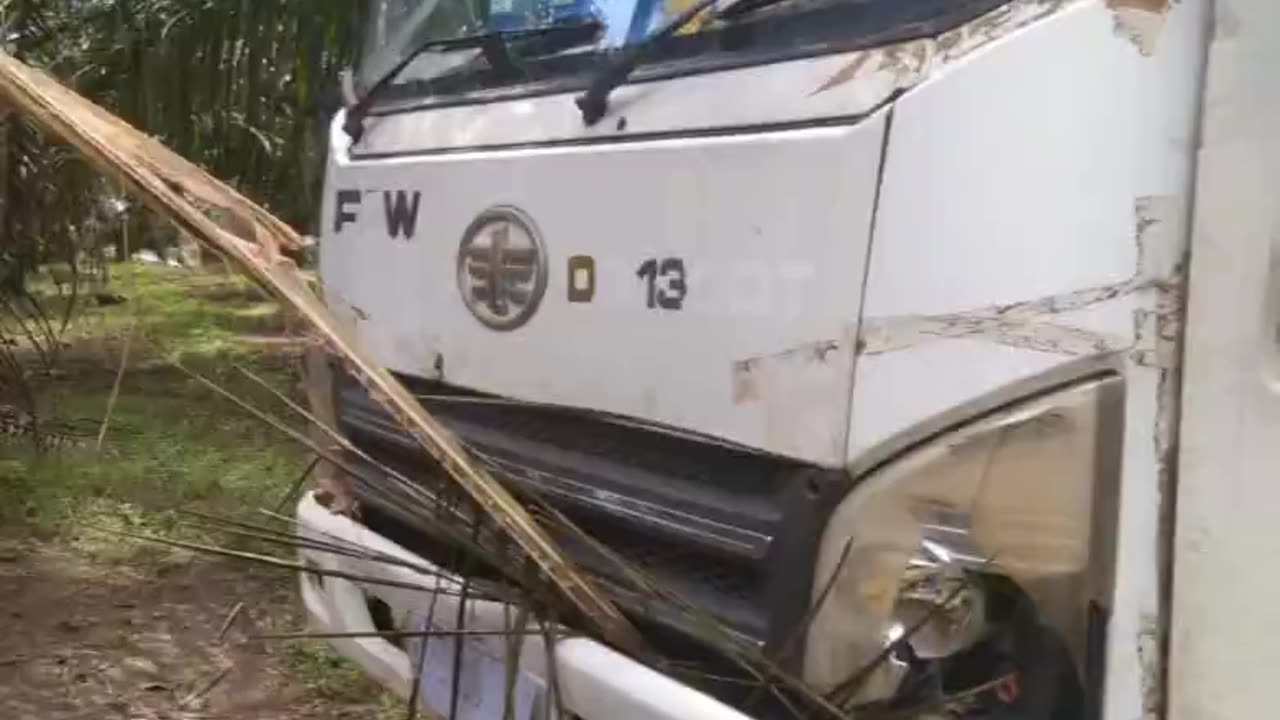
<box><xmin>574</xmin><ymin>0</ymin><xmax>720</xmax><ymax>126</ymax></box>
<box><xmin>574</xmin><ymin>0</ymin><xmax>806</xmax><ymax>126</ymax></box>
<box><xmin>343</xmin><ymin>21</ymin><xmax>603</xmax><ymax>142</ymax></box>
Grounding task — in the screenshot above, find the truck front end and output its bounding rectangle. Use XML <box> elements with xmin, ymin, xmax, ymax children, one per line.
<box><xmin>299</xmin><ymin>0</ymin><xmax>1208</xmax><ymax>718</ymax></box>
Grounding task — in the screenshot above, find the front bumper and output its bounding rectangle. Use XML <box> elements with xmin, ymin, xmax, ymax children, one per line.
<box><xmin>296</xmin><ymin>491</ymin><xmax>755</xmax><ymax>720</ymax></box>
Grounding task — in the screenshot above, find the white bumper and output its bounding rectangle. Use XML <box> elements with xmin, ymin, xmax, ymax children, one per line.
<box><xmin>296</xmin><ymin>491</ymin><xmax>755</xmax><ymax>720</ymax></box>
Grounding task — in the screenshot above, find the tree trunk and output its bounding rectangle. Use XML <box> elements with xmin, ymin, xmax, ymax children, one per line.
<box><xmin>0</xmin><ymin>110</ymin><xmax>24</xmax><ymax>297</ymax></box>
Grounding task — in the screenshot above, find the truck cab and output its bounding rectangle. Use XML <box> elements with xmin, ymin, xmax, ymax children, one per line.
<box><xmin>297</xmin><ymin>1</ymin><xmax>1225</xmax><ymax>718</ymax></box>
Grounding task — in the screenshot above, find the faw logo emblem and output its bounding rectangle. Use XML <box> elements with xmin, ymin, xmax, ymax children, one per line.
<box><xmin>456</xmin><ymin>207</ymin><xmax>547</xmax><ymax>331</ymax></box>
<box><xmin>332</xmin><ymin>188</ymin><xmax>420</xmax><ymax>240</ymax></box>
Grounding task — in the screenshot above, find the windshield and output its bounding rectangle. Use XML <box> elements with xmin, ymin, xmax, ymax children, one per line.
<box><xmin>356</xmin><ymin>0</ymin><xmax>1011</xmax><ymax>103</ymax></box>
<box><xmin>357</xmin><ymin>0</ymin><xmax>708</xmax><ymax>93</ymax></box>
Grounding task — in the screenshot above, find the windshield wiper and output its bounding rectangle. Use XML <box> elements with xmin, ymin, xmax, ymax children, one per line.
<box><xmin>575</xmin><ymin>0</ymin><xmax>803</xmax><ymax>125</ymax></box>
<box><xmin>574</xmin><ymin>0</ymin><xmax>721</xmax><ymax>126</ymax></box>
<box><xmin>344</xmin><ymin>21</ymin><xmax>602</xmax><ymax>142</ymax></box>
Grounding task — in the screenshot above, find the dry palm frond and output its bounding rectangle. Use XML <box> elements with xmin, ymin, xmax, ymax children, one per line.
<box><xmin>0</xmin><ymin>49</ymin><xmax>641</xmax><ymax>654</ymax></box>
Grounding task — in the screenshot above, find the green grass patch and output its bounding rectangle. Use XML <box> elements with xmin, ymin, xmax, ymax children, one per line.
<box><xmin>1</xmin><ymin>263</ymin><xmax>307</xmax><ymax>536</ymax></box>
<box><xmin>283</xmin><ymin>640</ymin><xmax>410</xmax><ymax>718</ymax></box>
<box><xmin>2</xmin><ymin>265</ymin><xmax>397</xmax><ymax>712</ymax></box>
<box><xmin>284</xmin><ymin>639</ymin><xmax>382</xmax><ymax>702</ymax></box>
<box><xmin>70</xmin><ymin>263</ymin><xmax>287</xmax><ymax>359</ymax></box>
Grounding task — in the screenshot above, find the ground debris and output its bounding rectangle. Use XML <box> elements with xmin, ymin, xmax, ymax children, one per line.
<box><xmin>0</xmin><ymin>543</ymin><xmax>385</xmax><ymax>719</ymax></box>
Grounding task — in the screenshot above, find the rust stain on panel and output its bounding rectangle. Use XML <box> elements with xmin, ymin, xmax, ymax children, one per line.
<box><xmin>1106</xmin><ymin>0</ymin><xmax>1173</xmax><ymax>56</ymax></box>
<box><xmin>1108</xmin><ymin>0</ymin><xmax>1170</xmax><ymax>11</ymax></box>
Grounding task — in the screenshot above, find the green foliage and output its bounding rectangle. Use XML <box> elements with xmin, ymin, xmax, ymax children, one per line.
<box><xmin>0</xmin><ymin>0</ymin><xmax>361</xmax><ymax>291</ymax></box>
<box><xmin>73</xmin><ymin>0</ymin><xmax>360</xmax><ymax>230</ymax></box>
<box><xmin>0</xmin><ymin>265</ymin><xmax>307</xmax><ymax>533</ymax></box>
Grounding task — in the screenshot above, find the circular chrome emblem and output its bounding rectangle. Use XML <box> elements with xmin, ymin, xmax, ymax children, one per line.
<box><xmin>457</xmin><ymin>206</ymin><xmax>548</xmax><ymax>331</ymax></box>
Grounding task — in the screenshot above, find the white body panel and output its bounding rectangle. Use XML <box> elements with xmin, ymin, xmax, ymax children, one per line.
<box><xmin>1169</xmin><ymin>1</ymin><xmax>1280</xmax><ymax>717</ymax></box>
<box><xmin>296</xmin><ymin>493</ymin><xmax>752</xmax><ymax>720</ymax></box>
<box><xmin>355</xmin><ymin>1</ymin><xmax>1060</xmax><ymax>154</ymax></box>
<box><xmin>322</xmin><ymin>0</ymin><xmax>1078</xmax><ymax>467</ymax></box>
<box><xmin>324</xmin><ymin>120</ymin><xmax>884</xmax><ymax>463</ymax></box>
<box><xmin>315</xmin><ymin>1</ymin><xmax>1215</xmax><ymax>717</ymax></box>
<box><xmin>850</xmin><ymin>5</ymin><xmax>1208</xmax><ymax>720</ymax></box>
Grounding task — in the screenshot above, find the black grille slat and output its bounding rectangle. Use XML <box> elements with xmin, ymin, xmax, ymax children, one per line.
<box><xmin>334</xmin><ymin>370</ymin><xmax>852</xmax><ymax>664</ymax></box>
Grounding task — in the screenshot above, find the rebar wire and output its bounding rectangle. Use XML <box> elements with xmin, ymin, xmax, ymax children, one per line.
<box><xmin>256</xmin><ymin>628</ymin><xmax>562</xmax><ymax>641</ymax></box>
<box><xmin>272</xmin><ymin>455</ymin><xmax>319</xmax><ymax>513</ymax></box>
<box><xmin>174</xmin><ymin>360</ymin><xmax>520</xmax><ymax>578</ymax></box>
<box><xmin>408</xmin><ymin>581</ymin><xmax>444</xmax><ymax>720</ymax></box>
<box><xmin>87</xmin><ymin>525</ymin><xmax>499</xmax><ymax>600</ymax></box>
<box><xmin>532</xmin><ymin>501</ymin><xmax>842</xmax><ymax>720</ymax></box>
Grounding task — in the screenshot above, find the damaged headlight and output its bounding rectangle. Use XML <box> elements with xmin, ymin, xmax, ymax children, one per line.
<box><xmin>803</xmin><ymin>374</ymin><xmax>1122</xmax><ymax>716</ymax></box>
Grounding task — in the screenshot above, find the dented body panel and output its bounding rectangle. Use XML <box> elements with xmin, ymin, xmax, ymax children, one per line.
<box><xmin>847</xmin><ymin>5</ymin><xmax>1206</xmax><ymax>717</ymax></box>
<box><xmin>310</xmin><ymin>0</ymin><xmax>1219</xmax><ymax>717</ymax></box>
<box><xmin>322</xmin><ymin>0</ymin><xmax>1089</xmax><ymax>469</ymax></box>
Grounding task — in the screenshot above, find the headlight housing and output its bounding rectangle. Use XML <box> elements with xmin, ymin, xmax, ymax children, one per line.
<box><xmin>803</xmin><ymin>374</ymin><xmax>1122</xmax><ymax>713</ymax></box>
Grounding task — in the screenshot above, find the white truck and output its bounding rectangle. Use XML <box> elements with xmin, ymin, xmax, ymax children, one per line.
<box><xmin>295</xmin><ymin>0</ymin><xmax>1276</xmax><ymax>718</ymax></box>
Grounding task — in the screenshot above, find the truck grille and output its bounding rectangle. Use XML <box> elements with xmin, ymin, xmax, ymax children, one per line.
<box><xmin>333</xmin><ymin>370</ymin><xmax>853</xmax><ymax>666</ymax></box>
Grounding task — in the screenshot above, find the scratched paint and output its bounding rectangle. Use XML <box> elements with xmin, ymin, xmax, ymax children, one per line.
<box><xmin>322</xmin><ymin>285</ymin><xmax>367</xmax><ymax>338</ymax></box>
<box><xmin>811</xmin><ymin>0</ymin><xmax>1075</xmax><ymax>96</ymax></box>
<box><xmin>732</xmin><ymin>331</ymin><xmax>856</xmax><ymax>461</ymax></box>
<box><xmin>936</xmin><ymin>0</ymin><xmax>1074</xmax><ymax>60</ymax></box>
<box><xmin>1130</xmin><ymin>195</ymin><xmax>1187</xmax><ymax>368</ymax></box>
<box><xmin>855</xmin><ymin>278</ymin><xmax>1143</xmax><ymax>357</ymax></box>
<box><xmin>733</xmin><ymin>337</ymin><xmax>846</xmax><ymax>405</ymax></box>
<box><xmin>852</xmin><ymin>195</ymin><xmax>1185</xmax><ymax>361</ymax></box>
<box><xmin>1135</xmin><ymin>197</ymin><xmax>1188</xmax><ymax>720</ymax></box>
<box><xmin>1137</xmin><ymin>612</ymin><xmax>1162</xmax><ymax>717</ymax></box>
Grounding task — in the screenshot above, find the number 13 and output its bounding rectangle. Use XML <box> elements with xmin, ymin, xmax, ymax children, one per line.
<box><xmin>637</xmin><ymin>257</ymin><xmax>687</xmax><ymax>310</ymax></box>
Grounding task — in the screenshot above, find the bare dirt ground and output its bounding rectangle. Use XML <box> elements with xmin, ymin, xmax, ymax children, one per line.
<box><xmin>0</xmin><ymin>539</ymin><xmax>392</xmax><ymax>720</ymax></box>
<box><xmin>0</xmin><ymin>266</ymin><xmax>396</xmax><ymax>719</ymax></box>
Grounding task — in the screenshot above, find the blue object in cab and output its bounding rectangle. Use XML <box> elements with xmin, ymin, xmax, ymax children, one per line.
<box><xmin>488</xmin><ymin>0</ymin><xmax>601</xmax><ymax>31</ymax></box>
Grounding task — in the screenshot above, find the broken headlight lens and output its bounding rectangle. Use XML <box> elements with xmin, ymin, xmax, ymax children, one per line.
<box><xmin>803</xmin><ymin>374</ymin><xmax>1122</xmax><ymax>715</ymax></box>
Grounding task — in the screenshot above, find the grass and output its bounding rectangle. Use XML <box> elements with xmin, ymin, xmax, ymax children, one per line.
<box><xmin>64</xmin><ymin>262</ymin><xmax>290</xmax><ymax>358</ymax></box>
<box><xmin>0</xmin><ymin>262</ymin><xmax>411</xmax><ymax>715</ymax></box>
<box><xmin>285</xmin><ymin>637</ymin><xmax>412</xmax><ymax>719</ymax></box>
<box><xmin>1</xmin><ymin>263</ymin><xmax>308</xmax><ymax>536</ymax></box>
<box><xmin>284</xmin><ymin>640</ymin><xmax>383</xmax><ymax>702</ymax></box>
